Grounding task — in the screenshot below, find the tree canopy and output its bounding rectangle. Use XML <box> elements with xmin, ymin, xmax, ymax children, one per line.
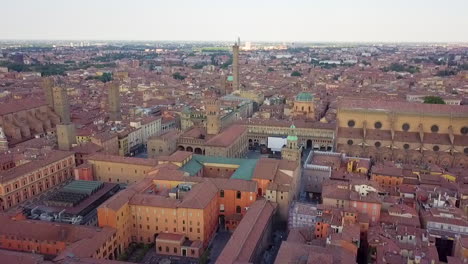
<box><xmin>291</xmin><ymin>71</ymin><xmax>302</xmax><ymax>77</ymax></box>
<box><xmin>382</xmin><ymin>63</ymin><xmax>419</xmax><ymax>74</ymax></box>
<box><xmin>423</xmin><ymin>96</ymin><xmax>445</xmax><ymax>105</ymax></box>
<box><xmin>172</xmin><ymin>72</ymin><xmax>186</xmax><ymax>80</ymax></box>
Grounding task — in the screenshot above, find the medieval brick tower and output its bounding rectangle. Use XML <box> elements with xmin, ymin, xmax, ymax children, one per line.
<box><xmin>42</xmin><ymin>77</ymin><xmax>54</xmax><ymax>107</ymax></box>
<box><xmin>53</xmin><ymin>86</ymin><xmax>76</xmax><ymax>151</ymax></box>
<box><xmin>52</xmin><ymin>86</ymin><xmax>71</xmax><ymax>124</ymax></box>
<box><xmin>108</xmin><ymin>81</ymin><xmax>121</xmax><ymax>121</ymax></box>
<box><xmin>206</xmin><ymin>99</ymin><xmax>221</xmax><ymax>135</ymax></box>
<box><xmin>232</xmin><ymin>42</ymin><xmax>240</xmax><ymax>91</ymax></box>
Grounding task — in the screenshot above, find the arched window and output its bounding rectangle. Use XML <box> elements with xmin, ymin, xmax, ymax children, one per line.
<box><xmin>220</xmin><ymin>190</ymin><xmax>224</xmax><ymax>198</ymax></box>
<box><xmin>236</xmin><ymin>191</ymin><xmax>241</xmax><ymax>199</ymax></box>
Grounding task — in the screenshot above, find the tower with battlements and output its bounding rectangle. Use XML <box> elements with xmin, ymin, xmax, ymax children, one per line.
<box><xmin>206</xmin><ymin>99</ymin><xmax>221</xmax><ymax>135</ymax></box>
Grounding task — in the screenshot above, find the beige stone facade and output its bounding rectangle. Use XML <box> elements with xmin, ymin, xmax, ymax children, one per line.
<box><xmin>336</xmin><ymin>99</ymin><xmax>468</xmax><ymax>168</ymax></box>
<box><xmin>148</xmin><ymin>130</ymin><xmax>181</xmax><ymax>158</ymax></box>
<box><xmin>86</xmin><ymin>154</ymin><xmax>158</xmax><ymax>184</ymax></box>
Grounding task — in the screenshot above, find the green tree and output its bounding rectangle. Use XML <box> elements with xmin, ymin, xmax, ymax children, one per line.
<box><xmin>99</xmin><ymin>72</ymin><xmax>113</xmax><ymax>83</ymax></box>
<box><xmin>291</xmin><ymin>71</ymin><xmax>302</xmax><ymax>77</ymax></box>
<box><xmin>423</xmin><ymin>96</ymin><xmax>445</xmax><ymax>104</ymax></box>
<box><xmin>220</xmin><ymin>57</ymin><xmax>233</xmax><ymax>69</ymax></box>
<box><xmin>267</xmin><ymin>67</ymin><xmax>274</xmax><ymax>72</ymax></box>
<box><xmin>172</xmin><ymin>72</ymin><xmax>186</xmax><ymax>80</ymax></box>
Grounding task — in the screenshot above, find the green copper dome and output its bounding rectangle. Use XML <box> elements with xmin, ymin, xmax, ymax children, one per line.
<box><xmin>227</xmin><ymin>76</ymin><xmax>234</xmax><ymax>82</ymax></box>
<box><xmin>296</xmin><ymin>92</ymin><xmax>313</xmax><ymax>102</ymax></box>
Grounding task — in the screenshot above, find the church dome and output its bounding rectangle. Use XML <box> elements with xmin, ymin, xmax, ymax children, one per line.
<box><xmin>296</xmin><ymin>92</ymin><xmax>313</xmax><ymax>102</ymax></box>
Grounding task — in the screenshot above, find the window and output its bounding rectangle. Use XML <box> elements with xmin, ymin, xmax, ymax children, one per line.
<box><xmin>220</xmin><ymin>190</ymin><xmax>224</xmax><ymax>198</ymax></box>
<box><xmin>403</xmin><ymin>144</ymin><xmax>410</xmax><ymax>150</ymax></box>
<box><xmin>374</xmin><ymin>122</ymin><xmax>382</xmax><ymax>129</ymax></box>
<box><xmin>166</xmin><ymin>246</ymin><xmax>169</xmax><ymax>253</ymax></box>
<box><xmin>465</xmin><ymin>148</ymin><xmax>468</xmax><ymax>155</ymax></box>
<box><xmin>174</xmin><ymin>248</ymin><xmax>177</xmax><ymax>254</ymax></box>
<box><xmin>220</xmin><ymin>204</ymin><xmax>225</xmax><ymax>212</ymax></box>
<box><xmin>402</xmin><ymin>123</ymin><xmax>410</xmax><ymax>131</ymax></box>
<box><xmin>374</xmin><ymin>141</ymin><xmax>381</xmax><ymax>148</ymax></box>
<box><xmin>347</xmin><ymin>140</ymin><xmax>353</xmax><ymax>146</ymax></box>
<box><xmin>431</xmin><ymin>125</ymin><xmax>439</xmax><ymax>133</ymax></box>
<box><xmin>236</xmin><ymin>191</ymin><xmax>241</xmax><ymax>199</ymax></box>
<box><xmin>433</xmin><ymin>145</ymin><xmax>439</xmax><ymax>152</ymax></box>
<box><xmin>461</xmin><ymin>127</ymin><xmax>468</xmax><ymax>135</ymax></box>
<box><xmin>236</xmin><ymin>206</ymin><xmax>241</xmax><ymax>214</ymax></box>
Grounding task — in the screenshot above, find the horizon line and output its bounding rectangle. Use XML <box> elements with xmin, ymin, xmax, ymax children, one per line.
<box><xmin>1</xmin><ymin>38</ymin><xmax>468</xmax><ymax>44</ymax></box>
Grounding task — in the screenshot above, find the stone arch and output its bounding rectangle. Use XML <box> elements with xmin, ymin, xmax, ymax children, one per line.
<box><xmin>194</xmin><ymin>148</ymin><xmax>203</xmax><ymax>154</ymax></box>
<box><xmin>178</xmin><ymin>146</ymin><xmax>185</xmax><ymax>151</ymax></box>
<box><xmin>306</xmin><ymin>139</ymin><xmax>313</xmax><ymax>149</ymax></box>
<box><xmin>186</xmin><ymin>146</ymin><xmax>193</xmax><ymax>152</ymax></box>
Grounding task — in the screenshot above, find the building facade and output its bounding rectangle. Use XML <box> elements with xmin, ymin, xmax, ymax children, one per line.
<box><xmin>0</xmin><ymin>150</ymin><xmax>75</xmax><ymax>211</ymax></box>
<box><xmin>336</xmin><ymin>99</ymin><xmax>468</xmax><ymax>168</ymax></box>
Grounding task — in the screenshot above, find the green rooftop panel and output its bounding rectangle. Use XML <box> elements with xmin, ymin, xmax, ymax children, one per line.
<box><xmin>180</xmin><ymin>155</ymin><xmax>258</xmax><ymax>180</ymax></box>
<box><xmin>62</xmin><ymin>180</ymin><xmax>104</xmax><ymax>195</ymax></box>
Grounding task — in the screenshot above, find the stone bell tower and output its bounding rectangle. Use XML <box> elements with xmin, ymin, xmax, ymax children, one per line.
<box><xmin>206</xmin><ymin>99</ymin><xmax>221</xmax><ymax>135</ymax></box>
<box><xmin>282</xmin><ymin>124</ymin><xmax>301</xmax><ymax>163</ymax></box>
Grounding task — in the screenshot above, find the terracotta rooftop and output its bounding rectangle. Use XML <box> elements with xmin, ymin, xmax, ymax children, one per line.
<box><xmin>339</xmin><ymin>98</ymin><xmax>468</xmax><ymax>116</ymax></box>
<box><xmin>0</xmin><ymin>98</ymin><xmax>48</xmax><ymax>116</ymax></box>
<box><xmin>206</xmin><ymin>125</ymin><xmax>247</xmax><ymax>147</ymax></box>
<box><xmin>86</xmin><ymin>153</ymin><xmax>159</xmax><ymax>167</ymax></box>
<box><xmin>216</xmin><ymin>200</ymin><xmax>277</xmax><ymax>264</ymax></box>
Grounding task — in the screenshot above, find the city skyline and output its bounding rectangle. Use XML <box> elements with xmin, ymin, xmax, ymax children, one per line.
<box><xmin>2</xmin><ymin>0</ymin><xmax>468</xmax><ymax>42</ymax></box>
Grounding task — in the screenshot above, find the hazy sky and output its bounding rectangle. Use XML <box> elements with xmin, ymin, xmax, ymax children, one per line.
<box><xmin>2</xmin><ymin>0</ymin><xmax>467</xmax><ymax>42</ymax></box>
